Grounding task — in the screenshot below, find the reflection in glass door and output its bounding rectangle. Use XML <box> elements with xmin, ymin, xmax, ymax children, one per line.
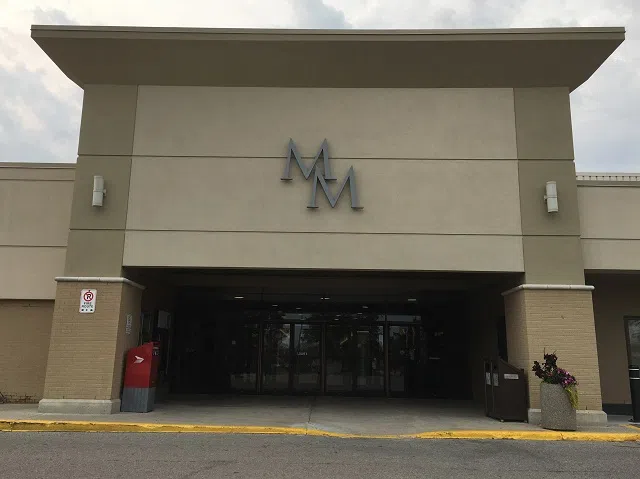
<box><xmin>292</xmin><ymin>324</ymin><xmax>322</xmax><ymax>393</ymax></box>
<box><xmin>326</xmin><ymin>324</ymin><xmax>353</xmax><ymax>393</ymax></box>
<box><xmin>262</xmin><ymin>324</ymin><xmax>291</xmax><ymax>392</ymax></box>
<box><xmin>388</xmin><ymin>325</ymin><xmax>419</xmax><ymax>395</ymax></box>
<box><xmin>354</xmin><ymin>326</ymin><xmax>385</xmax><ymax>393</ymax></box>
<box><xmin>325</xmin><ymin>324</ymin><xmax>385</xmax><ymax>394</ymax></box>
<box><xmin>228</xmin><ymin>323</ymin><xmax>259</xmax><ymax>392</ymax></box>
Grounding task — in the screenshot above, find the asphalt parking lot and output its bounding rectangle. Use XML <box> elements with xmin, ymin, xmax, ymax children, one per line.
<box><xmin>2</xmin><ymin>432</ymin><xmax>640</xmax><ymax>479</ymax></box>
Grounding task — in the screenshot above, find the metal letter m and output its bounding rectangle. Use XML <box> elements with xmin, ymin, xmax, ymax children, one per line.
<box><xmin>308</xmin><ymin>167</ymin><xmax>363</xmax><ymax>210</ymax></box>
<box><xmin>281</xmin><ymin>139</ymin><xmax>363</xmax><ymax>210</ymax></box>
<box><xmin>281</xmin><ymin>139</ymin><xmax>336</xmax><ymax>181</ymax></box>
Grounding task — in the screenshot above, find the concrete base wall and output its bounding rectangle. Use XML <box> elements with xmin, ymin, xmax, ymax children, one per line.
<box><xmin>38</xmin><ymin>399</ymin><xmax>121</xmax><ymax>414</ymax></box>
<box><xmin>528</xmin><ymin>408</ymin><xmax>608</xmax><ymax>427</ymax></box>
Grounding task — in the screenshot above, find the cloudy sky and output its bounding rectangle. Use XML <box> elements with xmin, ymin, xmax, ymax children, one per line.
<box><xmin>1</xmin><ymin>0</ymin><xmax>638</xmax><ymax>172</ymax></box>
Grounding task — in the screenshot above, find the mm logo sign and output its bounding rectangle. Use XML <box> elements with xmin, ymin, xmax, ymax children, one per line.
<box><xmin>281</xmin><ymin>139</ymin><xmax>363</xmax><ymax>210</ymax></box>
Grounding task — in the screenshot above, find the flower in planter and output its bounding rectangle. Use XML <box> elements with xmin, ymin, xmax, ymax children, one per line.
<box><xmin>532</xmin><ymin>353</ymin><xmax>579</xmax><ymax>409</ymax></box>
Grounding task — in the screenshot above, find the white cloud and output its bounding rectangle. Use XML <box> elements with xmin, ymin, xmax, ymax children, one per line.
<box><xmin>288</xmin><ymin>0</ymin><xmax>351</xmax><ymax>28</ymax></box>
<box><xmin>0</xmin><ymin>6</ymin><xmax>82</xmax><ymax>162</ymax></box>
<box><xmin>0</xmin><ymin>0</ymin><xmax>637</xmax><ymax>171</ymax></box>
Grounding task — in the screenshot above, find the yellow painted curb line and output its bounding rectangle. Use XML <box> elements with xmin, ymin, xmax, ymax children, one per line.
<box><xmin>1</xmin><ymin>420</ymin><xmax>640</xmax><ymax>442</ymax></box>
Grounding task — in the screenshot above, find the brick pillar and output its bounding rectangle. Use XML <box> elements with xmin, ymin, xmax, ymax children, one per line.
<box><xmin>38</xmin><ymin>277</ymin><xmax>143</xmax><ymax>414</ymax></box>
<box><xmin>503</xmin><ymin>285</ymin><xmax>606</xmax><ymax>425</ymax></box>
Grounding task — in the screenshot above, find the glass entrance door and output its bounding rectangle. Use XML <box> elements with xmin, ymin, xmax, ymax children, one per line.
<box><xmin>388</xmin><ymin>325</ymin><xmax>422</xmax><ymax>396</ymax></box>
<box><xmin>262</xmin><ymin>323</ymin><xmax>291</xmax><ymax>392</ymax></box>
<box><xmin>325</xmin><ymin>324</ymin><xmax>385</xmax><ymax>394</ymax></box>
<box><xmin>325</xmin><ymin>323</ymin><xmax>353</xmax><ymax>393</ymax></box>
<box><xmin>262</xmin><ymin>322</ymin><xmax>322</xmax><ymax>394</ymax></box>
<box><xmin>292</xmin><ymin>324</ymin><xmax>322</xmax><ymax>393</ymax></box>
<box><xmin>228</xmin><ymin>323</ymin><xmax>259</xmax><ymax>392</ymax></box>
<box><xmin>173</xmin><ymin>293</ymin><xmax>472</xmax><ymax>399</ymax></box>
<box><xmin>354</xmin><ymin>326</ymin><xmax>385</xmax><ymax>393</ymax></box>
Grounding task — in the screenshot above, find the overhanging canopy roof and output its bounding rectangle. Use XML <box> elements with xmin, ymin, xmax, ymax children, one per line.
<box><xmin>31</xmin><ymin>25</ymin><xmax>625</xmax><ymax>91</ymax></box>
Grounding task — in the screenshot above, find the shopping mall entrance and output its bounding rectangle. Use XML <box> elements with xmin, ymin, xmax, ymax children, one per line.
<box><xmin>130</xmin><ymin>268</ymin><xmax>515</xmax><ymax>401</ymax></box>
<box><xmin>167</xmin><ymin>288</ymin><xmax>473</xmax><ymax>399</ymax></box>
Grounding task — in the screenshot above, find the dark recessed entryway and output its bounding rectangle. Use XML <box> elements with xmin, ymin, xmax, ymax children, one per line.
<box><xmin>168</xmin><ymin>291</ymin><xmax>471</xmax><ymax>399</ymax></box>
<box><xmin>128</xmin><ymin>268</ymin><xmax>518</xmax><ymax>401</ymax></box>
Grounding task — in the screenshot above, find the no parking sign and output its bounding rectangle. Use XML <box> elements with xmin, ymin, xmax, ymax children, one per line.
<box><xmin>80</xmin><ymin>289</ymin><xmax>97</xmax><ymax>313</ymax></box>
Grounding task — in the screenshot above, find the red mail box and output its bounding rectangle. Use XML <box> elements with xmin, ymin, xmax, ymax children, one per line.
<box><xmin>124</xmin><ymin>342</ymin><xmax>160</xmax><ymax>389</ymax></box>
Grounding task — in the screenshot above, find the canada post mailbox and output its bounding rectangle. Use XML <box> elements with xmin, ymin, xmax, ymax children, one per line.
<box><xmin>121</xmin><ymin>342</ymin><xmax>160</xmax><ymax>412</ymax></box>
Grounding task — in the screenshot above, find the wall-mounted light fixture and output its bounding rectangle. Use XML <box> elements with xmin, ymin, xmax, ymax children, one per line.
<box><xmin>92</xmin><ymin>175</ymin><xmax>106</xmax><ymax>207</ymax></box>
<box><xmin>544</xmin><ymin>181</ymin><xmax>559</xmax><ymax>213</ymax></box>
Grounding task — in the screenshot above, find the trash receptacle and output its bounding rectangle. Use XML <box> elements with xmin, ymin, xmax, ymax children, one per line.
<box><xmin>484</xmin><ymin>357</ymin><xmax>528</xmax><ymax>422</ymax></box>
<box><xmin>121</xmin><ymin>342</ymin><xmax>160</xmax><ymax>413</ymax></box>
<box><xmin>629</xmin><ymin>365</ymin><xmax>640</xmax><ymax>423</ymax></box>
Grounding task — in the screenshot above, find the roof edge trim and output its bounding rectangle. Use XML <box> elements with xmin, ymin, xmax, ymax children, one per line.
<box><xmin>30</xmin><ymin>24</ymin><xmax>626</xmax><ymax>42</ymax></box>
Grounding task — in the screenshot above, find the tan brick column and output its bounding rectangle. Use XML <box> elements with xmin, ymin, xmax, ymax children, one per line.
<box><xmin>36</xmin><ymin>85</ymin><xmax>141</xmax><ymax>414</ymax></box>
<box><xmin>38</xmin><ymin>277</ymin><xmax>143</xmax><ymax>414</ymax></box>
<box><xmin>503</xmin><ymin>285</ymin><xmax>605</xmax><ymax>425</ymax></box>
<box><xmin>506</xmin><ymin>88</ymin><xmax>606</xmax><ymax>425</ymax></box>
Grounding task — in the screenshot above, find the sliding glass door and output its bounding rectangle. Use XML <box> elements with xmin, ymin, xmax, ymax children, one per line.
<box><xmin>354</xmin><ymin>326</ymin><xmax>385</xmax><ymax>393</ymax></box>
<box><xmin>262</xmin><ymin>323</ymin><xmax>291</xmax><ymax>392</ymax></box>
<box><xmin>325</xmin><ymin>324</ymin><xmax>385</xmax><ymax>394</ymax></box>
<box><xmin>262</xmin><ymin>322</ymin><xmax>322</xmax><ymax>394</ymax></box>
<box><xmin>292</xmin><ymin>324</ymin><xmax>322</xmax><ymax>393</ymax></box>
<box><xmin>325</xmin><ymin>323</ymin><xmax>354</xmax><ymax>393</ymax></box>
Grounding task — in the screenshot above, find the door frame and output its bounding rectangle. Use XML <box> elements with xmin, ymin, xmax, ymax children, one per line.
<box><xmin>260</xmin><ymin>320</ymin><xmax>324</xmax><ymax>395</ymax></box>
<box><xmin>324</xmin><ymin>322</ymin><xmax>387</xmax><ymax>396</ymax></box>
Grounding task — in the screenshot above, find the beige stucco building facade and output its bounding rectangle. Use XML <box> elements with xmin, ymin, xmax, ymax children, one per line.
<box><xmin>1</xmin><ymin>25</ymin><xmax>638</xmax><ymax>424</ymax></box>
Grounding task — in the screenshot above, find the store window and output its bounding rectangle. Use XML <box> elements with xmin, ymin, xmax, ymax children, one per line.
<box><xmin>625</xmin><ymin>317</ymin><xmax>640</xmax><ymax>366</ymax></box>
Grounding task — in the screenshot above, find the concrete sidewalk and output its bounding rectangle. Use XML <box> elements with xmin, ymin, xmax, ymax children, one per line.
<box><xmin>1</xmin><ymin>396</ymin><xmax>638</xmax><ymax>440</ymax></box>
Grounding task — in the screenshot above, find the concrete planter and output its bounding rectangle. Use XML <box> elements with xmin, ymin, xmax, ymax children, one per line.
<box><xmin>540</xmin><ymin>382</ymin><xmax>577</xmax><ymax>431</ymax></box>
